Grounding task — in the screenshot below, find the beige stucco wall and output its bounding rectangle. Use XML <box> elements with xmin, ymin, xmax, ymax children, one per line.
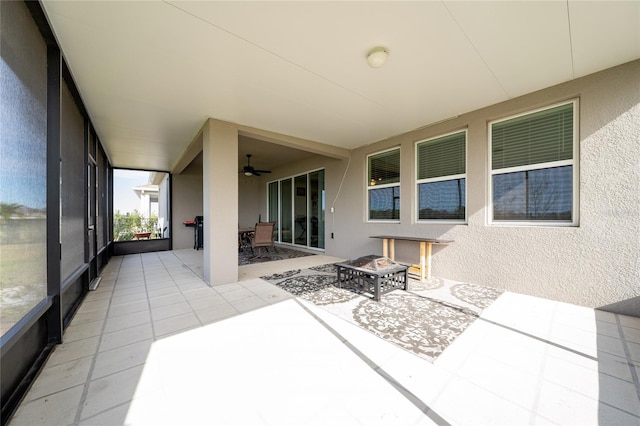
<box><xmin>172</xmin><ymin>156</ymin><xmax>203</xmax><ymax>250</ymax></box>
<box><xmin>239</xmin><ymin>176</ymin><xmax>261</xmax><ymax>228</ymax></box>
<box><xmin>326</xmin><ymin>60</ymin><xmax>639</xmax><ymax>316</ymax></box>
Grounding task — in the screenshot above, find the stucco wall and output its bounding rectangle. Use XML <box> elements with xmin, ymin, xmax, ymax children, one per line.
<box><xmin>239</xmin><ymin>176</ymin><xmax>260</xmax><ymax>228</ymax></box>
<box><xmin>172</xmin><ymin>157</ymin><xmax>203</xmax><ymax>250</ymax></box>
<box><xmin>326</xmin><ymin>60</ymin><xmax>639</xmax><ymax>316</ymax></box>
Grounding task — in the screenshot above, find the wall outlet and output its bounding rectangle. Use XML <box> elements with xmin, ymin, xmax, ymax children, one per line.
<box><xmin>331</xmin><ymin>233</ymin><xmax>334</xmax><ymax>239</ymax></box>
<box><xmin>330</xmin><ymin>207</ymin><xmax>335</xmax><ymax>213</ymax></box>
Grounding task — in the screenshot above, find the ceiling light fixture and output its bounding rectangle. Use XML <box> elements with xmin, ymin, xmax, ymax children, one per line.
<box><xmin>367</xmin><ymin>46</ymin><xmax>388</xmax><ymax>68</ymax></box>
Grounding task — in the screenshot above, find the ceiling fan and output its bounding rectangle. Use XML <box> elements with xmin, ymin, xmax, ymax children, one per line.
<box><xmin>240</xmin><ymin>154</ymin><xmax>271</xmax><ymax>177</ymax></box>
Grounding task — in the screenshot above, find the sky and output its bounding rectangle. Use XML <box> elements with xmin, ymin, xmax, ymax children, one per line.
<box><xmin>113</xmin><ymin>170</ymin><xmax>151</xmax><ymax>214</ymax></box>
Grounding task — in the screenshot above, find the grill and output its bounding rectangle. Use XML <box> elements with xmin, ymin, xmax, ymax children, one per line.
<box><xmin>183</xmin><ymin>216</ymin><xmax>203</xmax><ymax>250</ymax></box>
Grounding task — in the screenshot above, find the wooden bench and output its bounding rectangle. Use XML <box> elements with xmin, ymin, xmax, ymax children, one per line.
<box><xmin>370</xmin><ymin>235</ymin><xmax>453</xmax><ymax>281</ymax></box>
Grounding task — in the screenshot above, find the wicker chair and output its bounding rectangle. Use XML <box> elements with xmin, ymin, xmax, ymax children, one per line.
<box><xmin>250</xmin><ymin>222</ymin><xmax>276</xmax><ymax>257</ymax></box>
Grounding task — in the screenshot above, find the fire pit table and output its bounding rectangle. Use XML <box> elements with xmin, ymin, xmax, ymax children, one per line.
<box><xmin>335</xmin><ymin>255</ymin><xmax>408</xmax><ymax>301</ymax></box>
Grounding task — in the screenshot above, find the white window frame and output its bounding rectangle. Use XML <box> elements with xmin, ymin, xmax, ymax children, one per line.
<box><xmin>366</xmin><ymin>147</ymin><xmax>401</xmax><ymax>223</ymax></box>
<box><xmin>415</xmin><ymin>129</ymin><xmax>467</xmax><ymax>224</ymax></box>
<box><xmin>488</xmin><ymin>99</ymin><xmax>579</xmax><ymax>227</ymax></box>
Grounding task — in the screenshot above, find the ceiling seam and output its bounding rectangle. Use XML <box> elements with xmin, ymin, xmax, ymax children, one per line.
<box><xmin>162</xmin><ymin>0</ymin><xmax>387</xmax><ymax>108</ymax></box>
<box><xmin>441</xmin><ymin>1</ymin><xmax>511</xmax><ymax>99</ymax></box>
<box><xmin>565</xmin><ymin>0</ymin><xmax>576</xmax><ymax>79</ymax></box>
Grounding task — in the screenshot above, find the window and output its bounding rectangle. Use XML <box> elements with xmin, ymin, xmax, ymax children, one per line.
<box><xmin>490</xmin><ymin>100</ymin><xmax>578</xmax><ymax>224</ymax></box>
<box><xmin>416</xmin><ymin>131</ymin><xmax>466</xmax><ymax>221</ymax></box>
<box><xmin>367</xmin><ymin>148</ymin><xmax>400</xmax><ymax>221</ymax></box>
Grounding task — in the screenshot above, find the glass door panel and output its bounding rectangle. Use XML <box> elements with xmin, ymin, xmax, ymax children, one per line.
<box><xmin>294</xmin><ymin>175</ymin><xmax>307</xmax><ymax>246</ymax></box>
<box><xmin>268</xmin><ymin>181</ymin><xmax>279</xmax><ymax>241</ymax></box>
<box><xmin>309</xmin><ymin>170</ymin><xmax>325</xmax><ymax>249</ymax></box>
<box><xmin>280</xmin><ymin>178</ymin><xmax>292</xmax><ymax>243</ymax></box>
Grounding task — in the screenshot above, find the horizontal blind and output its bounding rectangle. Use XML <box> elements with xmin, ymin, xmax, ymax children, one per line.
<box><xmin>417</xmin><ymin>132</ymin><xmax>465</xmax><ymax>180</ymax></box>
<box><xmin>368</xmin><ymin>148</ymin><xmax>400</xmax><ymax>186</ymax></box>
<box><xmin>492</xmin><ymin>103</ymin><xmax>573</xmax><ymax>170</ymax></box>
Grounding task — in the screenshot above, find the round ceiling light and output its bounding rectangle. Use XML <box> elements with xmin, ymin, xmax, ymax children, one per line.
<box><xmin>367</xmin><ymin>46</ymin><xmax>388</xmax><ymax>68</ymax></box>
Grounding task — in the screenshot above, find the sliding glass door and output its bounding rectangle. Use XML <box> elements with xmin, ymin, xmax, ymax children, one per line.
<box><xmin>268</xmin><ymin>169</ymin><xmax>324</xmax><ymax>250</ymax></box>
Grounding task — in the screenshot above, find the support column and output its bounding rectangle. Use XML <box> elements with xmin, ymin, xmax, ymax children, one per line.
<box><xmin>202</xmin><ymin>119</ymin><xmax>238</xmax><ymax>285</ymax></box>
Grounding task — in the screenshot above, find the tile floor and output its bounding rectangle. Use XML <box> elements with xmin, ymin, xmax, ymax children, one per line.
<box><xmin>8</xmin><ymin>249</ymin><xmax>640</xmax><ymax>425</ymax></box>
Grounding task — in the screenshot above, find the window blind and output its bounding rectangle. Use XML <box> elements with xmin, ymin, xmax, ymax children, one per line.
<box><xmin>417</xmin><ymin>132</ymin><xmax>466</xmax><ymax>180</ymax></box>
<box><xmin>492</xmin><ymin>103</ymin><xmax>573</xmax><ymax>170</ymax></box>
<box><xmin>368</xmin><ymin>149</ymin><xmax>400</xmax><ymax>186</ymax></box>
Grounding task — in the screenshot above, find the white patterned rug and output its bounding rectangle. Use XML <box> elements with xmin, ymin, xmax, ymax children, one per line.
<box><xmin>238</xmin><ymin>246</ymin><xmax>315</xmax><ymax>265</ymax></box>
<box><xmin>262</xmin><ymin>264</ymin><xmax>503</xmax><ymax>362</ymax></box>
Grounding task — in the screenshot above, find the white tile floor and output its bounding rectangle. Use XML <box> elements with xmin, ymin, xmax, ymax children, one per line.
<box><xmin>8</xmin><ymin>249</ymin><xmax>640</xmax><ymax>425</ymax></box>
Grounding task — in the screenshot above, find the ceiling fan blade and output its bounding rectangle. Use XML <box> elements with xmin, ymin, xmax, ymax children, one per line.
<box><xmin>253</xmin><ymin>169</ymin><xmax>271</xmax><ymax>173</ymax></box>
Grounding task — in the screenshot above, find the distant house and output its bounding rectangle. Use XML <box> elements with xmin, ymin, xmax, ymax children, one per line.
<box><xmin>132</xmin><ymin>184</ymin><xmax>158</xmax><ymax>219</ymax></box>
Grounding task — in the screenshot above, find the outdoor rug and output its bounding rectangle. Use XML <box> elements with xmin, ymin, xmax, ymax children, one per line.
<box><xmin>239</xmin><ymin>246</ymin><xmax>315</xmax><ymax>266</ymax></box>
<box><xmin>261</xmin><ymin>264</ymin><xmax>503</xmax><ymax>362</ymax></box>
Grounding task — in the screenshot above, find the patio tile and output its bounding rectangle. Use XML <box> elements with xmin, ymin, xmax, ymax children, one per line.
<box><xmin>550</xmin><ymin>322</ymin><xmax>601</xmax><ymax>349</ymax></box>
<box><xmin>210</xmin><ymin>282</ymin><xmax>241</xmax><ymax>294</ymax></box>
<box><xmin>24</xmin><ymin>356</ymin><xmax>92</xmax><ymax>402</ymax></box>
<box><xmin>188</xmin><ymin>293</ymin><xmax>229</xmax><ymax>310</ymax></box>
<box><xmin>110</xmin><ymin>292</ymin><xmax>148</xmax><ymax>306</ymax></box>
<box><xmin>594</xmin><ymin>334</ymin><xmax>629</xmax><ymax>359</ymax></box>
<box><xmin>10</xmin><ymin>384</ymin><xmax>84</xmax><ymax>426</ymax></box>
<box><xmin>111</xmin><ymin>285</ymin><xmax>146</xmax><ymax>298</ymax></box>
<box><xmin>195</xmin><ymin>303</ymin><xmax>238</xmax><ymax>324</ymax></box>
<box><xmin>144</xmin><ymin>278</ymin><xmax>175</xmax><ymax>289</ymax></box>
<box><xmin>256</xmin><ymin>288</ymin><xmax>294</xmax><ymax>304</ymax></box>
<box><xmin>148</xmin><ymin>293</ymin><xmax>186</xmax><ymax>309</ymax></box>
<box><xmin>433</xmin><ymin>375</ymin><xmax>535</xmax><ymax>425</ymax></box>
<box><xmin>83</xmin><ymin>290</ymin><xmax>112</xmax><ymax>302</ymax></box>
<box><xmin>64</xmin><ymin>320</ymin><xmax>105</xmax><ymax>343</ymax></box>
<box><xmin>536</xmin><ymin>379</ymin><xmax>608</xmax><ymax>425</ymax></box>
<box><xmin>107</xmin><ymin>300</ymin><xmax>149</xmax><ymax>318</ymax></box>
<box><xmin>229</xmin><ymin>295</ymin><xmax>269</xmax><ymax>313</ymax></box>
<box><xmin>99</xmin><ymin>322</ymin><xmax>154</xmax><ymax>352</ymax></box>
<box><xmin>547</xmin><ymin>344</ymin><xmax>635</xmax><ymax>383</ymax></box>
<box><xmin>153</xmin><ymin>312</ymin><xmax>200</xmax><ymax>337</ymax></box>
<box><xmin>146</xmin><ymin>285</ymin><xmax>181</xmax><ymax>299</ymax></box>
<box><xmin>624</xmin><ymin>326</ymin><xmax>640</xmax><ymax>344</ymax></box>
<box><xmin>597</xmin><ymin>372</ymin><xmax>640</xmax><ymax>414</ymax></box>
<box><xmin>115</xmin><ymin>278</ymin><xmax>145</xmax><ymax>288</ymax></box>
<box><xmin>220</xmin><ymin>287</ymin><xmax>254</xmax><ymax>303</ymax></box>
<box><xmin>47</xmin><ymin>336</ymin><xmax>100</xmax><ymax>367</ymax></box>
<box><xmin>71</xmin><ymin>308</ymin><xmax>108</xmax><ymax>325</ymax></box>
<box><xmin>76</xmin><ymin>298</ymin><xmax>110</xmax><ymax>314</ymax></box>
<box><xmin>182</xmin><ymin>287</ymin><xmax>216</xmax><ymax>301</ymax></box>
<box><xmin>457</xmin><ymin>353</ymin><xmax>541</xmax><ymax>411</ymax></box>
<box><xmin>102</xmin><ymin>309</ymin><xmax>151</xmax><ymax>334</ymax></box>
<box><xmin>151</xmin><ymin>300</ymin><xmax>193</xmax><ymax>320</ymax></box>
<box><xmin>628</xmin><ymin>340</ymin><xmax>640</xmax><ymax>363</ymax></box>
<box><xmin>80</xmin><ymin>365</ymin><xmax>149</xmax><ymax>420</ymax></box>
<box><xmin>175</xmin><ymin>281</ymin><xmax>206</xmax><ymax>292</ymax></box>
<box><xmin>79</xmin><ymin>402</ymin><xmax>130</xmax><ymax>426</ymax></box>
<box><xmin>92</xmin><ymin>339</ymin><xmax>153</xmax><ymax>379</ymax></box>
<box><xmin>620</xmin><ymin>314</ymin><xmax>640</xmax><ymax>329</ymax></box>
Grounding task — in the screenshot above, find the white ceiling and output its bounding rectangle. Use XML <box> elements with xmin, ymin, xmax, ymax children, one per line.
<box><xmin>41</xmin><ymin>1</ymin><xmax>640</xmax><ymax>172</ymax></box>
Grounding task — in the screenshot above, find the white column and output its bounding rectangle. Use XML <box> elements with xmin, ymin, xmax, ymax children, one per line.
<box><xmin>202</xmin><ymin>119</ymin><xmax>238</xmax><ymax>285</ymax></box>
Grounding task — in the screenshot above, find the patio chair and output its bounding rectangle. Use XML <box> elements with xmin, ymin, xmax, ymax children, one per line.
<box><xmin>251</xmin><ymin>221</ymin><xmax>276</xmax><ymax>257</ymax></box>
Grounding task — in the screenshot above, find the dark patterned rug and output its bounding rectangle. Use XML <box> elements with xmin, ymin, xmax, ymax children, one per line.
<box><xmin>238</xmin><ymin>246</ymin><xmax>315</xmax><ymax>266</ymax></box>
<box><xmin>262</xmin><ymin>264</ymin><xmax>503</xmax><ymax>362</ymax></box>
